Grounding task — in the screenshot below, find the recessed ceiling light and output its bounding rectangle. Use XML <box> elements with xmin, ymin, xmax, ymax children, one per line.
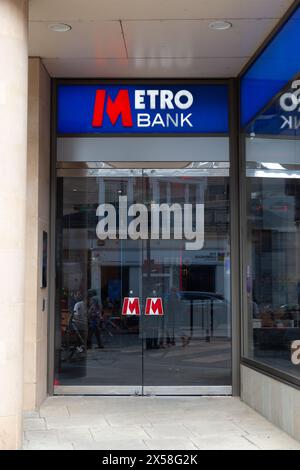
<box><xmin>209</xmin><ymin>21</ymin><xmax>232</xmax><ymax>31</ymax></box>
<box><xmin>49</xmin><ymin>23</ymin><xmax>72</xmax><ymax>33</ymax></box>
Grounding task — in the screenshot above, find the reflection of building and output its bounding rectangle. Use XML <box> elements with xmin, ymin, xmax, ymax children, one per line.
<box><xmin>60</xmin><ymin>175</ymin><xmax>231</xmax><ymax>349</ymax></box>
<box><xmin>249</xmin><ymin>177</ymin><xmax>299</xmax><ymax>309</ymax></box>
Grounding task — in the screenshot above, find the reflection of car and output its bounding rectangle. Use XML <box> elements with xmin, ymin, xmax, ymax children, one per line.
<box><xmin>279</xmin><ymin>304</ymin><xmax>300</xmax><ymax>314</ymax></box>
<box><xmin>177</xmin><ymin>291</ymin><xmax>229</xmax><ymax>337</ymax></box>
<box><xmin>253</xmin><ymin>303</ymin><xmax>300</xmax><ymax>355</ymax></box>
<box><xmin>278</xmin><ymin>304</ymin><xmax>300</xmax><ymax>327</ymax></box>
<box><xmin>178</xmin><ymin>291</ymin><xmax>225</xmax><ymax>303</ymax></box>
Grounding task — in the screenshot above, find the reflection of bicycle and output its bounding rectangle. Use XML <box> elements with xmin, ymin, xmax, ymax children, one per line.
<box><xmin>61</xmin><ymin>343</ymin><xmax>85</xmax><ymax>363</ymax></box>
<box><xmin>61</xmin><ymin>315</ymin><xmax>86</xmax><ymax>362</ymax></box>
<box><xmin>144</xmin><ymin>330</ymin><xmax>191</xmax><ymax>360</ymax></box>
<box><xmin>100</xmin><ymin>317</ymin><xmax>120</xmax><ymax>339</ymax></box>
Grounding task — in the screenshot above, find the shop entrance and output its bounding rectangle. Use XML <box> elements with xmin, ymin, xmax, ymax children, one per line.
<box><xmin>54</xmin><ymin>165</ymin><xmax>232</xmax><ymax>394</ymax></box>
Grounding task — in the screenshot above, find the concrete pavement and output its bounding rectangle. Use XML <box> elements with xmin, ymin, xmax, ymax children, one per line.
<box><xmin>23</xmin><ymin>396</ymin><xmax>300</xmax><ymax>450</ymax></box>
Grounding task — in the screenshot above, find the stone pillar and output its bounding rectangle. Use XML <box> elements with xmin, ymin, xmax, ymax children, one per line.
<box><xmin>0</xmin><ymin>0</ymin><xmax>28</xmax><ymax>450</ymax></box>
<box><xmin>24</xmin><ymin>58</ymin><xmax>50</xmax><ymax>412</ymax></box>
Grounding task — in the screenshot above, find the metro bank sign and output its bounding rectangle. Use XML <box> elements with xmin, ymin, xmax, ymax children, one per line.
<box><xmin>57</xmin><ymin>84</ymin><xmax>229</xmax><ymax>135</ymax></box>
<box><xmin>92</xmin><ymin>88</ymin><xmax>194</xmax><ymax>129</ymax></box>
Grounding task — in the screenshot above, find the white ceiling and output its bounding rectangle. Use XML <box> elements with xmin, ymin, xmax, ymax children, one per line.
<box><xmin>28</xmin><ymin>0</ymin><xmax>295</xmax><ymax>78</ymax></box>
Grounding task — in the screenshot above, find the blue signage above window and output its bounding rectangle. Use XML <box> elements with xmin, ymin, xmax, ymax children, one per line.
<box><xmin>241</xmin><ymin>5</ymin><xmax>300</xmax><ymax>128</ymax></box>
<box><xmin>57</xmin><ymin>84</ymin><xmax>229</xmax><ymax>135</ymax></box>
<box><xmin>246</xmin><ymin>78</ymin><xmax>300</xmax><ymax>136</ymax></box>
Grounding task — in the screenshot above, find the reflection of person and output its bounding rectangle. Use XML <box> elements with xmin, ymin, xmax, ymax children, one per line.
<box><xmin>71</xmin><ymin>291</ymin><xmax>87</xmax><ymax>352</ymax></box>
<box><xmin>260</xmin><ymin>304</ymin><xmax>274</xmax><ymax>327</ymax></box>
<box><xmin>166</xmin><ymin>287</ymin><xmax>190</xmax><ymax>347</ymax></box>
<box><xmin>251</xmin><ymin>298</ymin><xmax>260</xmax><ymax>319</ymax></box>
<box><xmin>88</xmin><ymin>289</ymin><xmax>102</xmax><ymax>310</ymax></box>
<box><xmin>73</xmin><ymin>292</ymin><xmax>87</xmax><ymax>327</ymax></box>
<box><xmin>101</xmin><ymin>297</ymin><xmax>119</xmax><ymax>336</ymax></box>
<box><xmin>144</xmin><ymin>288</ymin><xmax>164</xmax><ymax>350</ymax></box>
<box><xmin>87</xmin><ymin>297</ymin><xmax>103</xmax><ymax>349</ymax></box>
<box><xmin>166</xmin><ymin>287</ymin><xmax>179</xmax><ymax>346</ymax></box>
<box><xmin>68</xmin><ymin>290</ymin><xmax>77</xmax><ymax>316</ymax></box>
<box><xmin>104</xmin><ymin>297</ymin><xmax>114</xmax><ymax>313</ymax></box>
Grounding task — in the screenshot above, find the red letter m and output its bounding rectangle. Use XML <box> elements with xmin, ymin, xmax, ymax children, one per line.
<box><xmin>92</xmin><ymin>90</ymin><xmax>133</xmax><ymax>127</ymax></box>
<box><xmin>145</xmin><ymin>298</ymin><xmax>164</xmax><ymax>316</ymax></box>
<box><xmin>122</xmin><ymin>297</ymin><xmax>140</xmax><ymax>316</ymax></box>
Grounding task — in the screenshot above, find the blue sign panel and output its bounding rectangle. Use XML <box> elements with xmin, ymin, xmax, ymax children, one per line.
<box><xmin>241</xmin><ymin>5</ymin><xmax>300</xmax><ymax>127</ymax></box>
<box><xmin>57</xmin><ymin>84</ymin><xmax>229</xmax><ymax>135</ymax></box>
<box><xmin>246</xmin><ymin>78</ymin><xmax>300</xmax><ymax>137</ymax></box>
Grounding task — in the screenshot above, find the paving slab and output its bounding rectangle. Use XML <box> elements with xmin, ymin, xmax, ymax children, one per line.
<box><xmin>142</xmin><ymin>424</ymin><xmax>195</xmax><ymax>439</ymax></box>
<box><xmin>39</xmin><ymin>405</ymin><xmax>70</xmax><ymax>418</ymax></box>
<box><xmin>57</xmin><ymin>428</ymin><xmax>95</xmax><ymax>445</ymax></box>
<box><xmin>23</xmin><ymin>418</ymin><xmax>46</xmax><ymax>431</ymax></box>
<box><xmin>23</xmin><ymin>411</ymin><xmax>40</xmax><ymax>419</ymax></box>
<box><xmin>24</xmin><ymin>429</ymin><xmax>59</xmax><ymax>445</ymax></box>
<box><xmin>24</xmin><ymin>441</ymin><xmax>74</xmax><ymax>450</ymax></box>
<box><xmin>144</xmin><ymin>437</ymin><xmax>198</xmax><ymax>450</ymax></box>
<box><xmin>91</xmin><ymin>425</ymin><xmax>150</xmax><ymax>442</ymax></box>
<box><xmin>73</xmin><ymin>440</ymin><xmax>149</xmax><ymax>450</ymax></box>
<box><xmin>191</xmin><ymin>433</ymin><xmax>259</xmax><ymax>450</ymax></box>
<box><xmin>45</xmin><ymin>414</ymin><xmax>109</xmax><ymax>430</ymax></box>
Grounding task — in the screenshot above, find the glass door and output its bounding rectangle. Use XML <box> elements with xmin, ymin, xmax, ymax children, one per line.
<box><xmin>54</xmin><ymin>165</ymin><xmax>232</xmax><ymax>394</ymax></box>
<box><xmin>55</xmin><ymin>170</ymin><xmax>144</xmax><ymax>394</ymax></box>
<box><xmin>142</xmin><ymin>169</ymin><xmax>231</xmax><ymax>393</ymax></box>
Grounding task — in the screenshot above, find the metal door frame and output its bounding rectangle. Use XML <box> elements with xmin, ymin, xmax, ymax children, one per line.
<box><xmin>54</xmin><ymin>386</ymin><xmax>232</xmax><ymax>396</ymax></box>
<box><xmin>51</xmin><ymin>163</ymin><xmax>233</xmax><ymax>396</ymax></box>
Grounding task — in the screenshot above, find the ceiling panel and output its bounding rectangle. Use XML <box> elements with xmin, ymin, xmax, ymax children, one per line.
<box><xmin>28</xmin><ymin>0</ymin><xmax>295</xmax><ymax>77</ymax></box>
<box><xmin>122</xmin><ymin>19</ymin><xmax>279</xmax><ymax>59</ymax></box>
<box><xmin>42</xmin><ymin>57</ymin><xmax>248</xmax><ymax>78</ymax></box>
<box><xmin>29</xmin><ymin>21</ymin><xmax>126</xmax><ymax>59</ymax></box>
<box><xmin>29</xmin><ymin>0</ymin><xmax>294</xmax><ymax>21</ymax></box>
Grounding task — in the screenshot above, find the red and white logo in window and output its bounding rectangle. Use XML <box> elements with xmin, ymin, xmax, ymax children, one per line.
<box><xmin>122</xmin><ymin>297</ymin><xmax>141</xmax><ymax>316</ymax></box>
<box><xmin>145</xmin><ymin>297</ymin><xmax>164</xmax><ymax>316</ymax></box>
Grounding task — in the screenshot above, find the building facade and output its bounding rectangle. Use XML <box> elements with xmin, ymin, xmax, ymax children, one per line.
<box><xmin>1</xmin><ymin>0</ymin><xmax>300</xmax><ymax>449</ymax></box>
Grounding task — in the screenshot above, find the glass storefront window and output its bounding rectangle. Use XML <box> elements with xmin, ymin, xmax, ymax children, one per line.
<box><xmin>243</xmin><ymin>79</ymin><xmax>300</xmax><ymax>380</ymax></box>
